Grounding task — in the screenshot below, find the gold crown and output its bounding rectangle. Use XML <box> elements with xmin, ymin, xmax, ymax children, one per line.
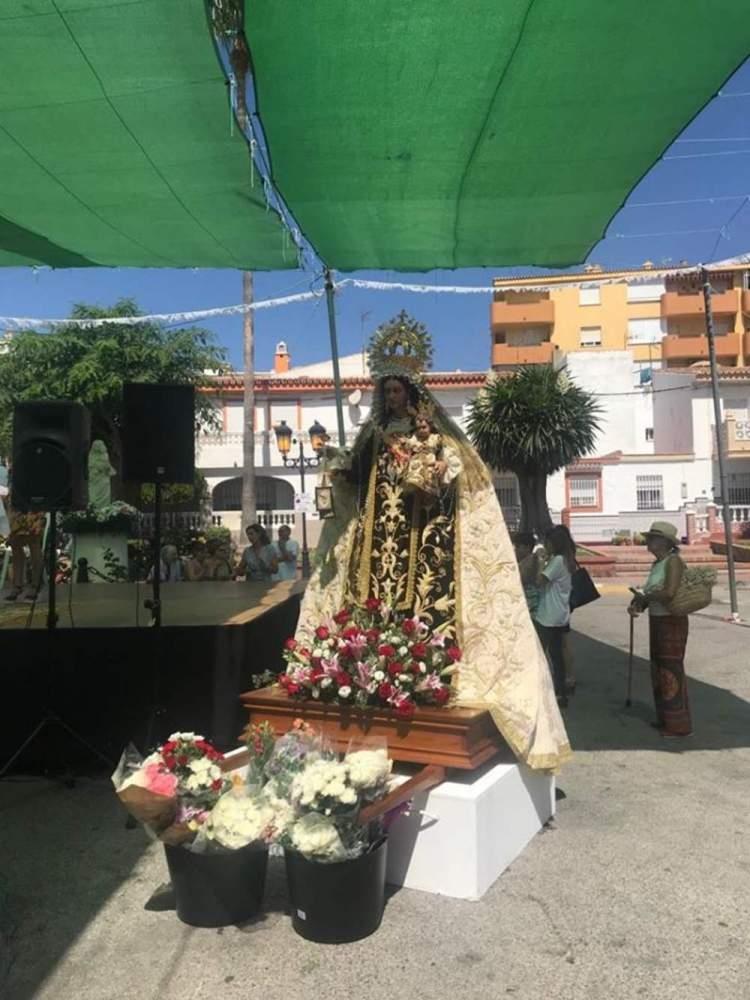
<box><xmin>411</xmin><ymin>399</ymin><xmax>436</xmax><ymax>421</ymax></box>
<box><xmin>368</xmin><ymin>311</ymin><xmax>433</xmax><ymax>384</ymax></box>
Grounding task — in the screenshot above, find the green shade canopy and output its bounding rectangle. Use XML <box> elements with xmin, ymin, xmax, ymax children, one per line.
<box><xmin>248</xmin><ymin>1</ymin><xmax>750</xmax><ymax>270</ymax></box>
<box><xmin>0</xmin><ymin>0</ymin><xmax>292</xmax><ymax>269</ymax></box>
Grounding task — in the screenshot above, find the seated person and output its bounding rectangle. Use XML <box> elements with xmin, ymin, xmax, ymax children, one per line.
<box><xmin>272</xmin><ymin>524</ymin><xmax>299</xmax><ymax>581</ymax></box>
<box><xmin>240</xmin><ymin>524</ymin><xmax>278</xmax><ymax>581</ymax></box>
<box><xmin>184</xmin><ymin>540</ymin><xmax>206</xmax><ymax>582</ymax></box>
<box><xmin>203</xmin><ymin>538</ymin><xmax>235</xmax><ymax>581</ymax></box>
<box><xmin>147</xmin><ymin>543</ymin><xmax>184</xmax><ymax>583</ymax></box>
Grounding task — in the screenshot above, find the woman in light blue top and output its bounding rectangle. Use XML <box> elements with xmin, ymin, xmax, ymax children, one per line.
<box><xmin>241</xmin><ymin>524</ymin><xmax>278</xmax><ymax>582</ymax></box>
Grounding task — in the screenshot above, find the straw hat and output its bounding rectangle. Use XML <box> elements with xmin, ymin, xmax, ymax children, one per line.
<box><xmin>643</xmin><ymin>521</ymin><xmax>679</xmax><ymax>544</ymax></box>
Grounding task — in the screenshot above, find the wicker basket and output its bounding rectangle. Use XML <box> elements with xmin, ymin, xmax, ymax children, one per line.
<box><xmin>668</xmin><ymin>566</ymin><xmax>717</xmax><ymax>616</ymax></box>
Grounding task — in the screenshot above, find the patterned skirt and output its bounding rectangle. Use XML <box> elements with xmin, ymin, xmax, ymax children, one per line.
<box><xmin>649</xmin><ymin>614</ymin><xmax>692</xmax><ymax>735</ymax></box>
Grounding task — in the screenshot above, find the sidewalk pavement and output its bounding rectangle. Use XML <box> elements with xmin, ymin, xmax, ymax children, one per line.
<box><xmin>2</xmin><ymin>594</ymin><xmax>750</xmax><ymax>1000</ymax></box>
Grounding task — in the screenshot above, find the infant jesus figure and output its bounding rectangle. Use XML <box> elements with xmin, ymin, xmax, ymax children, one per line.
<box><xmin>404</xmin><ymin>408</ymin><xmax>447</xmax><ymax>499</ymax></box>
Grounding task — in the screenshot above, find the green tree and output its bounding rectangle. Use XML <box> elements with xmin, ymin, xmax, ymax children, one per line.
<box><xmin>466</xmin><ymin>366</ymin><xmax>602</xmax><ymax>535</ymax></box>
<box><xmin>0</xmin><ymin>299</ymin><xmax>228</xmax><ymax>485</ymax></box>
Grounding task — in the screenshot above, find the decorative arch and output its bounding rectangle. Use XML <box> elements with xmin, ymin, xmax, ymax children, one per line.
<box><xmin>212</xmin><ymin>476</ymin><xmax>295</xmax><ymax>511</ymax></box>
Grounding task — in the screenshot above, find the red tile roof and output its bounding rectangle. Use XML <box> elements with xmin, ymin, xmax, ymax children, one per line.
<box><xmin>202</xmin><ymin>371</ymin><xmax>490</xmax><ymax>394</ymax></box>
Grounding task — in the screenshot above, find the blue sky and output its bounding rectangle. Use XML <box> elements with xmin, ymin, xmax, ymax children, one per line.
<box><xmin>1</xmin><ymin>59</ymin><xmax>749</xmax><ymax>373</ymax></box>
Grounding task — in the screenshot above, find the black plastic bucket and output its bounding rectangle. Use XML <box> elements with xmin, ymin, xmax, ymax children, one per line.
<box><xmin>284</xmin><ymin>837</ymin><xmax>387</xmax><ymax>943</ymax></box>
<box><xmin>164</xmin><ymin>843</ymin><xmax>268</xmax><ymax>927</ymax></box>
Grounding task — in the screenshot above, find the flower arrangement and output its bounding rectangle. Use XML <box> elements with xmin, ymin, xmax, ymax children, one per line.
<box><xmin>113</xmin><ymin>732</ymin><xmax>232</xmax><ymax>847</ymax></box>
<box><xmin>60</xmin><ymin>501</ymin><xmax>138</xmax><ymax>535</ymax></box>
<box><xmin>239</xmin><ymin>719</ymin><xmax>396</xmax><ymax>863</ymax></box>
<box><xmin>279</xmin><ymin>599</ymin><xmax>461</xmax><ymax>719</ymax></box>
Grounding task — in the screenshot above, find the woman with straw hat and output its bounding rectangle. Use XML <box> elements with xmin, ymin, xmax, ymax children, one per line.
<box><xmin>628</xmin><ymin>521</ymin><xmax>692</xmax><ymax>738</ymax></box>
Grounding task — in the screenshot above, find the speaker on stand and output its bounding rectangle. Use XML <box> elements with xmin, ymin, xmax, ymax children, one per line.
<box><xmin>122</xmin><ymin>383</ymin><xmax>195</xmax><ymax>749</ymax></box>
<box><xmin>1</xmin><ymin>401</ymin><xmax>113</xmax><ymax>780</ymax></box>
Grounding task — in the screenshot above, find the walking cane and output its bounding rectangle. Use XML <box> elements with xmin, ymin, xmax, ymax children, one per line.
<box><xmin>625</xmin><ymin>612</ymin><xmax>635</xmax><ymax>708</ymax></box>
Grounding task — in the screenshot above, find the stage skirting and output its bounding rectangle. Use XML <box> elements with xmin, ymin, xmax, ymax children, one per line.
<box><xmin>0</xmin><ymin>582</ymin><xmax>302</xmax><ymax>771</ymax></box>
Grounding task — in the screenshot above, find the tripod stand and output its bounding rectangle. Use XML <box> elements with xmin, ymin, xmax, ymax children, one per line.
<box><xmin>0</xmin><ymin>509</ymin><xmax>114</xmax><ymax>780</ymax></box>
<box><xmin>143</xmin><ymin>480</ymin><xmax>166</xmax><ymax>750</ymax></box>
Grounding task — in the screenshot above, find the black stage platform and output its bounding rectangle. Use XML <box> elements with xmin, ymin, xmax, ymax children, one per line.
<box><xmin>0</xmin><ymin>581</ymin><xmax>302</xmax><ymax>771</ymax></box>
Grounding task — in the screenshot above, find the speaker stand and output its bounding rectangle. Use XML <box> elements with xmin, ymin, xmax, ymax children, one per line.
<box><xmin>0</xmin><ymin>510</ymin><xmax>114</xmax><ymax>782</ymax></box>
<box><xmin>143</xmin><ymin>479</ymin><xmax>165</xmax><ymax>751</ymax></box>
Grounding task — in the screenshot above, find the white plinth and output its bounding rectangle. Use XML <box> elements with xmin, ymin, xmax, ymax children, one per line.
<box><xmin>386</xmin><ymin>756</ymin><xmax>555</xmax><ymax>900</ymax></box>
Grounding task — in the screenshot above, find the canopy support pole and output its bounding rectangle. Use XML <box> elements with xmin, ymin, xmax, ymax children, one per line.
<box><xmin>325</xmin><ymin>269</ymin><xmax>347</xmax><ymax>446</ymax></box>
<box><xmin>701</xmin><ymin>266</ymin><xmax>740</xmax><ymax>621</ymax></box>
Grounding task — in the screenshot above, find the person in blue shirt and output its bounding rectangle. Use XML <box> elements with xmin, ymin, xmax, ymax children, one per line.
<box><xmin>272</xmin><ymin>524</ymin><xmax>299</xmax><ymax>581</ymax></box>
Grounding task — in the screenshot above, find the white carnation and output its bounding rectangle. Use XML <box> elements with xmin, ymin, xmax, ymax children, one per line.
<box><xmin>207</xmin><ymin>791</ymin><xmax>274</xmax><ymax>850</ymax></box>
<box><xmin>290</xmin><ymin>813</ymin><xmax>346</xmax><ymax>861</ymax></box>
<box><xmin>346</xmin><ymin>749</ymin><xmax>393</xmax><ymax>789</ymax></box>
<box><xmin>338</xmin><ymin>685</ymin><xmax>352</xmax><ymax>698</ymax></box>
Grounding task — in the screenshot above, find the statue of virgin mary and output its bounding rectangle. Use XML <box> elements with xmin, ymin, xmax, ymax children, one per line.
<box><xmin>295</xmin><ymin>314</ymin><xmax>570</xmax><ymax>771</ymax></box>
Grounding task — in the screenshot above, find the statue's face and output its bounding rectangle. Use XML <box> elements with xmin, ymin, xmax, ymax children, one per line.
<box><xmin>384</xmin><ymin>378</ymin><xmax>408</xmax><ymax>417</ymax></box>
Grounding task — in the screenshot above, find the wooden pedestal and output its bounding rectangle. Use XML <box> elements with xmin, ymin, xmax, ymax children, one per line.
<box><xmin>239</xmin><ymin>685</ymin><xmax>505</xmax><ymax>770</ymax></box>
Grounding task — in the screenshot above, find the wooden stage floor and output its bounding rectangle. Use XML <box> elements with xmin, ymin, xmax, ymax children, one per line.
<box><xmin>0</xmin><ymin>579</ymin><xmax>304</xmax><ymax>630</ymax></box>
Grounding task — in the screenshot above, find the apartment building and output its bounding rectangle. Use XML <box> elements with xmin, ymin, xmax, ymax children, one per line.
<box><xmin>491</xmin><ymin>263</ymin><xmax>750</xmax><ymax>382</ymax></box>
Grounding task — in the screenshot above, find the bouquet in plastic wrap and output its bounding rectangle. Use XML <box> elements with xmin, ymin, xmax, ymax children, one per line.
<box><xmin>279</xmin><ymin>736</ymin><xmax>395</xmax><ymax>863</ymax></box>
<box><xmin>112</xmin><ymin>732</ymin><xmax>231</xmax><ymax>848</ymax></box>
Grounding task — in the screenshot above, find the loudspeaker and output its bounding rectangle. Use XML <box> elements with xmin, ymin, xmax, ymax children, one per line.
<box><xmin>11</xmin><ymin>401</ymin><xmax>90</xmax><ymax>512</ymax></box>
<box><xmin>122</xmin><ymin>383</ymin><xmax>195</xmax><ymax>484</ymax></box>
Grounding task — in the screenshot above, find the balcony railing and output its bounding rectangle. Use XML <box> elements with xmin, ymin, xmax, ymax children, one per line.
<box><xmin>662</xmin><ymin>332</ymin><xmax>740</xmax><ymax>364</ymax></box>
<box><xmin>661</xmin><ymin>288</ymin><xmax>738</xmax><ymax>318</ymax></box>
<box><xmin>139</xmin><ymin>511</ymin><xmax>222</xmax><ymax>534</ymax></box>
<box><xmin>491</xmin><ymin>297</ymin><xmax>554</xmax><ymax>329</ymax></box>
<box><xmin>742</xmin><ymin>290</ymin><xmax>750</xmax><ymax>316</ymax></box>
<box><xmin>491</xmin><ymin>342</ymin><xmax>556</xmax><ymax>367</ymax></box>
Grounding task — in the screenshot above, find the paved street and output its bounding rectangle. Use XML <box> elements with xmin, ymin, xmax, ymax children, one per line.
<box><xmin>3</xmin><ymin>593</ymin><xmax>750</xmax><ymax>1000</ymax></box>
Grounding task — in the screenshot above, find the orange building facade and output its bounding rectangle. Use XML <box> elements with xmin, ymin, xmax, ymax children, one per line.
<box><xmin>491</xmin><ymin>264</ymin><xmax>750</xmax><ymax>376</ymax></box>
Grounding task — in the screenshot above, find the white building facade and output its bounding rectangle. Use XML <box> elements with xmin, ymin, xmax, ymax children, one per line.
<box><xmin>197</xmin><ymin>341</ymin><xmax>750</xmax><ymax>547</ymax></box>
<box><xmin>198</xmin><ymin>343</ymin><xmax>487</xmax><ymax>542</ymax></box>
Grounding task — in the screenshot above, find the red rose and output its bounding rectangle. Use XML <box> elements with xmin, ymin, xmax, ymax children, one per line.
<box><xmin>211</xmin><ymin>778</ymin><xmax>223</xmax><ymax>791</ymax></box>
<box><xmin>341</xmin><ymin>625</ymin><xmax>360</xmax><ymax>640</ymax></box>
<box><xmin>315</xmin><ymin>625</ymin><xmax>330</xmax><ymax>641</ymax></box>
<box><xmin>403</xmin><ymin>619</ymin><xmax>416</xmax><ymax>634</ymax></box>
<box><xmin>162</xmin><ymin>755</ymin><xmax>176</xmax><ymax>770</ymax></box>
<box><xmin>395</xmin><ymin>699</ymin><xmax>415</xmax><ymax>719</ymax></box>
<box><xmin>387</xmin><ymin>661</ymin><xmax>402</xmax><ymax>678</ymax></box>
<box><xmin>446</xmin><ymin>646</ymin><xmax>462</xmax><ymax>662</ymax></box>
<box><xmin>161</xmin><ymin>740</ymin><xmax>176</xmax><ymax>754</ymax></box>
<box><xmin>365</xmin><ymin>628</ymin><xmax>381</xmax><ymax>645</ymax></box>
<box><xmin>335</xmin><ymin>670</ymin><xmax>351</xmax><ymax>687</ymax></box>
<box><xmin>177</xmin><ymin>754</ymin><xmax>188</xmax><ymax>766</ymax></box>
<box><xmin>284</xmin><ymin>638</ymin><xmax>298</xmax><ymax>651</ymax></box>
<box><xmin>410</xmin><ymin>642</ymin><xmax>427</xmax><ymax>659</ymax></box>
<box><xmin>310</xmin><ymin>667</ymin><xmax>325</xmax><ymax>683</ymax></box>
<box><xmin>287</xmin><ymin>681</ymin><xmax>301</xmax><ymax>695</ymax></box>
<box><xmin>365</xmin><ymin>597</ymin><xmax>380</xmax><ymax>612</ymax></box>
<box><xmin>434</xmin><ymin>687</ymin><xmax>450</xmax><ymax>705</ymax></box>
<box><xmin>333</xmin><ymin>609</ymin><xmax>350</xmax><ymax>625</ymax></box>
<box><xmin>378</xmin><ymin>644</ymin><xmax>396</xmax><ymax>658</ymax></box>
<box><xmin>378</xmin><ymin>682</ymin><xmax>394</xmax><ymax>701</ymax></box>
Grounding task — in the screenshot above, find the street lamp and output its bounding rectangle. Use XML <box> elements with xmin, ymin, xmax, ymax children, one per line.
<box><xmin>273</xmin><ymin>419</ymin><xmax>328</xmax><ymax>578</ymax></box>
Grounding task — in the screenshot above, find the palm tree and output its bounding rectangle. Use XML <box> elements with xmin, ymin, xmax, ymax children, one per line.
<box><xmin>466</xmin><ymin>366</ymin><xmax>602</xmax><ymax>535</ymax></box>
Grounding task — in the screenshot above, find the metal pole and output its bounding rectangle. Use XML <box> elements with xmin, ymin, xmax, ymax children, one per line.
<box><xmin>701</xmin><ymin>267</ymin><xmax>740</xmax><ymax>620</ymax></box>
<box><xmin>324</xmin><ymin>269</ymin><xmax>347</xmax><ymax>447</ymax></box>
<box><xmin>298</xmin><ymin>438</ymin><xmax>310</xmax><ymax>578</ymax></box>
<box><xmin>46</xmin><ymin>510</ymin><xmax>57</xmax><ymax>630</ymax></box>
<box><xmin>151</xmin><ymin>481</ymin><xmax>162</xmax><ymax>627</ymax></box>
